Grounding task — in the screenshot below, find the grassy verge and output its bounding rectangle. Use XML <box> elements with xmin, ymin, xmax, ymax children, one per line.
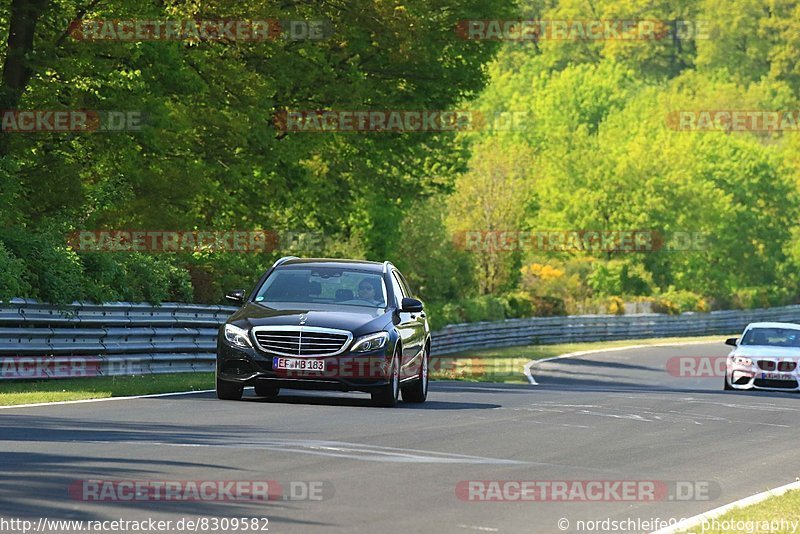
<box><xmin>430</xmin><ymin>334</ymin><xmax>732</xmax><ymax>383</ymax></box>
<box><xmin>679</xmin><ymin>489</ymin><xmax>800</xmax><ymax>533</ymax></box>
<box><xmin>0</xmin><ymin>373</ymin><xmax>214</xmax><ymax>406</ymax></box>
<box><xmin>0</xmin><ymin>334</ymin><xmax>731</xmax><ymax>406</ymax></box>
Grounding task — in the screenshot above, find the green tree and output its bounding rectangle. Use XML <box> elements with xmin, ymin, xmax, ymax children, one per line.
<box><xmin>0</xmin><ymin>0</ymin><xmax>514</xmax><ymax>302</ymax></box>
<box><xmin>392</xmin><ymin>197</ymin><xmax>474</xmax><ymax>302</ymax></box>
<box><xmin>446</xmin><ymin>140</ymin><xmax>536</xmax><ymax>294</ymax></box>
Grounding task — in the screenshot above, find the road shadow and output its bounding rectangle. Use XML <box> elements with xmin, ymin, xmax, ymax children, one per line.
<box><xmin>548</xmin><ymin>357</ymin><xmax>661</xmax><ymax>372</ymax></box>
<box><xmin>0</xmin><ymin>414</ymin><xmax>311</xmax><ymax>445</ymax></box>
<box><xmin>0</xmin><ymin>448</ymin><xmax>335</xmax><ymax>528</ymax></box>
<box><xmin>246</xmin><ymin>392</ymin><xmax>501</xmax><ymax>410</ymax></box>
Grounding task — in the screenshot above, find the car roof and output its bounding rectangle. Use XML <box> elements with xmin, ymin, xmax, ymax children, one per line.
<box><xmin>745</xmin><ymin>322</ymin><xmax>800</xmax><ymax>331</ymax></box>
<box><xmin>278</xmin><ymin>257</ymin><xmax>387</xmax><ymax>273</ymax></box>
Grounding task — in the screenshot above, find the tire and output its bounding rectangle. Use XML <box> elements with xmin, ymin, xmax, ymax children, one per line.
<box><xmin>402</xmin><ymin>345</ymin><xmax>428</xmax><ymax>403</ymax></box>
<box><xmin>216</xmin><ymin>377</ymin><xmax>244</xmax><ymax>400</ymax></box>
<box><xmin>724</xmin><ymin>373</ymin><xmax>734</xmax><ymax>391</ymax></box>
<box><xmin>254</xmin><ymin>383</ymin><xmax>280</xmax><ymax>398</ymax></box>
<box><xmin>372</xmin><ymin>350</ymin><xmax>400</xmax><ymax>407</ymax></box>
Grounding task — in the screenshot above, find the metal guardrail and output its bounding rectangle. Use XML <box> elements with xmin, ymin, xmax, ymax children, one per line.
<box><xmin>432</xmin><ymin>305</ymin><xmax>800</xmax><ymax>354</ymax></box>
<box><xmin>2</xmin><ymin>299</ymin><xmax>800</xmax><ymax>379</ymax></box>
<box><xmin>0</xmin><ymin>299</ymin><xmax>238</xmax><ymax>378</ymax></box>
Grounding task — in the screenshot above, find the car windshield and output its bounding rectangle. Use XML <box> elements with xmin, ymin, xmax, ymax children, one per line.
<box><xmin>254</xmin><ymin>267</ymin><xmax>388</xmax><ymax>308</ymax></box>
<box><xmin>740</xmin><ymin>327</ymin><xmax>800</xmax><ymax>347</ymax></box>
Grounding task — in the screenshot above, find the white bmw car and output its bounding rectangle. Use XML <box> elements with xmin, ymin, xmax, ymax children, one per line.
<box><xmin>725</xmin><ymin>322</ymin><xmax>800</xmax><ymax>392</ymax></box>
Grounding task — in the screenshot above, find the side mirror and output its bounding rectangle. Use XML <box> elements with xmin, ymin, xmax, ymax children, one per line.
<box><xmin>225</xmin><ymin>289</ymin><xmax>246</xmax><ymax>304</ymax></box>
<box><xmin>401</xmin><ymin>297</ymin><xmax>424</xmax><ymax>313</ymax></box>
<box><xmin>725</xmin><ymin>337</ymin><xmax>738</xmax><ymax>347</ymax></box>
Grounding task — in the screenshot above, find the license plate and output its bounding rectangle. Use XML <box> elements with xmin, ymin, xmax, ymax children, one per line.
<box><xmin>273</xmin><ymin>357</ymin><xmax>325</xmax><ymax>371</ymax></box>
<box><xmin>762</xmin><ymin>372</ymin><xmax>792</xmax><ymax>380</ymax></box>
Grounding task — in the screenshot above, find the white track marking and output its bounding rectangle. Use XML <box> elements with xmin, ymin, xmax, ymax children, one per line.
<box><xmin>59</xmin><ymin>439</ymin><xmax>538</xmax><ymax>465</ymax></box>
<box><xmin>651</xmin><ymin>479</ymin><xmax>800</xmax><ymax>534</ymax></box>
<box><xmin>457</xmin><ymin>525</ymin><xmax>499</xmax><ymax>532</ymax></box>
<box><xmin>0</xmin><ymin>389</ymin><xmax>214</xmax><ymax>410</ymax></box>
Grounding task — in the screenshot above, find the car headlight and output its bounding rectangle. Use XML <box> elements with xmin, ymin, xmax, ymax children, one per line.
<box><xmin>224</xmin><ymin>324</ymin><xmax>253</xmax><ymax>349</ymax></box>
<box><xmin>733</xmin><ymin>356</ymin><xmax>753</xmax><ymax>366</ymax></box>
<box><xmin>351</xmin><ymin>332</ymin><xmax>389</xmax><ymax>353</ymax></box>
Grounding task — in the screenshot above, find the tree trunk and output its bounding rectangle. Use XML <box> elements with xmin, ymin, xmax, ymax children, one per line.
<box><xmin>0</xmin><ymin>0</ymin><xmax>50</xmax><ymax>155</ymax></box>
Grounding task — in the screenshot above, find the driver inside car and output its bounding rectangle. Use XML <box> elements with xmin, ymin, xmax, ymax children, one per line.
<box><xmin>357</xmin><ymin>278</ymin><xmax>384</xmax><ymax>305</ymax></box>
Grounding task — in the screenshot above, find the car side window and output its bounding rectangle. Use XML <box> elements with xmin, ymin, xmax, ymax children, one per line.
<box><xmin>390</xmin><ymin>271</ymin><xmax>406</xmax><ymax>306</ymax></box>
<box><xmin>396</xmin><ymin>271</ymin><xmax>414</xmax><ymax>298</ymax></box>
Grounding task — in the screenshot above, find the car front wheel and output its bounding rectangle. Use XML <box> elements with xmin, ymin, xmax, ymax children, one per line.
<box><xmin>724</xmin><ymin>373</ymin><xmax>734</xmax><ymax>391</ymax></box>
<box><xmin>402</xmin><ymin>346</ymin><xmax>428</xmax><ymax>403</ymax></box>
<box><xmin>217</xmin><ymin>377</ymin><xmax>244</xmax><ymax>400</ymax></box>
<box><xmin>372</xmin><ymin>350</ymin><xmax>400</xmax><ymax>407</ymax></box>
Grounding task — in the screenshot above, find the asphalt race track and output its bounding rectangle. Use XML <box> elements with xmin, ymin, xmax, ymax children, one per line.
<box><xmin>2</xmin><ymin>342</ymin><xmax>799</xmax><ymax>534</ymax></box>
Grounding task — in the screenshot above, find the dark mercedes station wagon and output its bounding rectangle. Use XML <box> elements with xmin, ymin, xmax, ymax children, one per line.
<box><xmin>216</xmin><ymin>257</ymin><xmax>430</xmax><ymax>407</ymax></box>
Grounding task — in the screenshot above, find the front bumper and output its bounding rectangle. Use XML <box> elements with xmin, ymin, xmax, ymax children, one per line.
<box><xmin>216</xmin><ymin>339</ymin><xmax>394</xmax><ymax>393</ymax></box>
<box><xmin>727</xmin><ymin>359</ymin><xmax>800</xmax><ymax>391</ymax></box>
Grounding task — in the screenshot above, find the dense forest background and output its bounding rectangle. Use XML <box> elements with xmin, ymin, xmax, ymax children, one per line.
<box><xmin>2</xmin><ymin>0</ymin><xmax>800</xmax><ymax>329</ymax></box>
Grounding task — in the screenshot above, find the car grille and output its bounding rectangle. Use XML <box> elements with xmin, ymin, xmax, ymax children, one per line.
<box><xmin>252</xmin><ymin>327</ymin><xmax>351</xmax><ymax>357</ymax></box>
<box><xmin>756</xmin><ymin>360</ymin><xmax>798</xmax><ymax>372</ymax></box>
